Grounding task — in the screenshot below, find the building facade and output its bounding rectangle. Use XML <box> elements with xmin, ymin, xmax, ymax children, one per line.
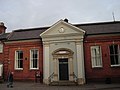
<box><xmin>0</xmin><ymin>19</ymin><xmax>120</xmax><ymax>85</ymax></box>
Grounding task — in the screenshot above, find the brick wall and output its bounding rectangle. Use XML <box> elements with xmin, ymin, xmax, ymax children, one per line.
<box><xmin>3</xmin><ymin>40</ymin><xmax>43</xmax><ymax>81</ymax></box>
<box><xmin>84</xmin><ymin>35</ymin><xmax>120</xmax><ymax>83</ymax></box>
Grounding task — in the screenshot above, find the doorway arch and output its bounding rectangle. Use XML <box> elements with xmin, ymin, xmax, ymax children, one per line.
<box><xmin>52</xmin><ymin>48</ymin><xmax>74</xmax><ymax>81</ymax></box>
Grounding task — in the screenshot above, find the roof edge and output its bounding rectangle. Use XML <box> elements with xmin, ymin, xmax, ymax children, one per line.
<box><xmin>86</xmin><ymin>32</ymin><xmax>120</xmax><ymax>36</ymax></box>
<box><xmin>13</xmin><ymin>26</ymin><xmax>49</xmax><ymax>32</ymax></box>
<box><xmin>75</xmin><ymin>21</ymin><xmax>120</xmax><ymax>26</ymax></box>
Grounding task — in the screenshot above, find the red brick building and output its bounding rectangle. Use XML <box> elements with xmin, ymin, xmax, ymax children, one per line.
<box><xmin>82</xmin><ymin>22</ymin><xmax>120</xmax><ymax>83</ymax></box>
<box><xmin>0</xmin><ymin>20</ymin><xmax>120</xmax><ymax>84</ymax></box>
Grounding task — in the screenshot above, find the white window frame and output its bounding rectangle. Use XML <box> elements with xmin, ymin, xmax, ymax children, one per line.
<box><xmin>91</xmin><ymin>46</ymin><xmax>102</xmax><ymax>68</ymax></box>
<box><xmin>0</xmin><ymin>64</ymin><xmax>3</xmax><ymax>76</ymax></box>
<box><xmin>0</xmin><ymin>44</ymin><xmax>3</xmax><ymax>53</ymax></box>
<box><xmin>15</xmin><ymin>50</ymin><xmax>23</xmax><ymax>70</ymax></box>
<box><xmin>109</xmin><ymin>44</ymin><xmax>120</xmax><ymax>67</ymax></box>
<box><xmin>30</xmin><ymin>49</ymin><xmax>39</xmax><ymax>70</ymax></box>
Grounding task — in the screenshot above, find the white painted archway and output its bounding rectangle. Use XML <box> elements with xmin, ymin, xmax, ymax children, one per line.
<box><xmin>52</xmin><ymin>48</ymin><xmax>74</xmax><ymax>81</ymax></box>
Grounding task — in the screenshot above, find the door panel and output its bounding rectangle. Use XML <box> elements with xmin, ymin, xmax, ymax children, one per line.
<box><xmin>59</xmin><ymin>59</ymin><xmax>69</xmax><ymax>80</ymax></box>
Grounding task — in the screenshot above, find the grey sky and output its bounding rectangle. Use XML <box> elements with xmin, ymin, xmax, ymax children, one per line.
<box><xmin>0</xmin><ymin>0</ymin><xmax>120</xmax><ymax>32</ymax></box>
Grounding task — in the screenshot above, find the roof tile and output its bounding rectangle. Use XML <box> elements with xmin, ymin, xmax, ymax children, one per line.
<box><xmin>1</xmin><ymin>21</ymin><xmax>120</xmax><ymax>41</ymax></box>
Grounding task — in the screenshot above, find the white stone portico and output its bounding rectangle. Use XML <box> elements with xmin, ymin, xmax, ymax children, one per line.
<box><xmin>40</xmin><ymin>19</ymin><xmax>85</xmax><ymax>85</ymax></box>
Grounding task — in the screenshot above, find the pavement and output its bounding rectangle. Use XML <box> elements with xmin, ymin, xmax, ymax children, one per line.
<box><xmin>0</xmin><ymin>82</ymin><xmax>120</xmax><ymax>90</ymax></box>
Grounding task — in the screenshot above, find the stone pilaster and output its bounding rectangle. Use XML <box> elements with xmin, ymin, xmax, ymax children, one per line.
<box><xmin>43</xmin><ymin>42</ymin><xmax>50</xmax><ymax>84</ymax></box>
<box><xmin>53</xmin><ymin>58</ymin><xmax>58</xmax><ymax>81</ymax></box>
<box><xmin>76</xmin><ymin>42</ymin><xmax>85</xmax><ymax>85</ymax></box>
<box><xmin>69</xmin><ymin>57</ymin><xmax>74</xmax><ymax>81</ymax></box>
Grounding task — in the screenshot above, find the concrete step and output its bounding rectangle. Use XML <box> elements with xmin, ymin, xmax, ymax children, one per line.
<box><xmin>50</xmin><ymin>81</ymin><xmax>77</xmax><ymax>86</ymax></box>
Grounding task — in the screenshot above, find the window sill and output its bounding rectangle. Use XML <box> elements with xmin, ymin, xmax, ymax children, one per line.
<box><xmin>92</xmin><ymin>66</ymin><xmax>103</xmax><ymax>69</ymax></box>
<box><xmin>111</xmin><ymin>65</ymin><xmax>120</xmax><ymax>68</ymax></box>
<box><xmin>15</xmin><ymin>68</ymin><xmax>23</xmax><ymax>70</ymax></box>
<box><xmin>30</xmin><ymin>68</ymin><xmax>39</xmax><ymax>70</ymax></box>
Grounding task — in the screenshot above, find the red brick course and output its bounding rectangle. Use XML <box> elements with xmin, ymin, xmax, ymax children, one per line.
<box><xmin>84</xmin><ymin>35</ymin><xmax>120</xmax><ymax>82</ymax></box>
<box><xmin>3</xmin><ymin>40</ymin><xmax>43</xmax><ymax>81</ymax></box>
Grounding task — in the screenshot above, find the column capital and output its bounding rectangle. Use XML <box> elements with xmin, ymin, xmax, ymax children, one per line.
<box><xmin>43</xmin><ymin>41</ymin><xmax>50</xmax><ymax>47</ymax></box>
<box><xmin>75</xmin><ymin>41</ymin><xmax>82</xmax><ymax>45</ymax></box>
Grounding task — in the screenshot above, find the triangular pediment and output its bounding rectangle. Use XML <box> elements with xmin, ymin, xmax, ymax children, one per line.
<box><xmin>40</xmin><ymin>19</ymin><xmax>85</xmax><ymax>38</ymax></box>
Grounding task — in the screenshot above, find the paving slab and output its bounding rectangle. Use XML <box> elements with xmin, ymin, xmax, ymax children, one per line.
<box><xmin>0</xmin><ymin>82</ymin><xmax>120</xmax><ymax>90</ymax></box>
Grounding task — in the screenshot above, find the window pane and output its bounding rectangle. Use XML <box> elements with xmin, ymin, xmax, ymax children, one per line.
<box><xmin>114</xmin><ymin>45</ymin><xmax>118</xmax><ymax>54</ymax></box>
<box><xmin>96</xmin><ymin>46</ymin><xmax>100</xmax><ymax>55</ymax></box>
<box><xmin>109</xmin><ymin>45</ymin><xmax>114</xmax><ymax>54</ymax></box>
<box><xmin>31</xmin><ymin>50</ymin><xmax>33</xmax><ymax>58</ymax></box>
<box><xmin>33</xmin><ymin>50</ymin><xmax>38</xmax><ymax>58</ymax></box>
<box><xmin>109</xmin><ymin>44</ymin><xmax>120</xmax><ymax>66</ymax></box>
<box><xmin>18</xmin><ymin>60</ymin><xmax>20</xmax><ymax>68</ymax></box>
<box><xmin>91</xmin><ymin>46</ymin><xmax>102</xmax><ymax>67</ymax></box>
<box><xmin>33</xmin><ymin>53</ymin><xmax>35</xmax><ymax>58</ymax></box>
<box><xmin>110</xmin><ymin>55</ymin><xmax>115</xmax><ymax>65</ymax></box>
<box><xmin>15</xmin><ymin>50</ymin><xmax>23</xmax><ymax>69</ymax></box>
<box><xmin>33</xmin><ymin>59</ymin><xmax>37</xmax><ymax>68</ymax></box>
<box><xmin>115</xmin><ymin>55</ymin><xmax>118</xmax><ymax>64</ymax></box>
<box><xmin>34</xmin><ymin>53</ymin><xmax>38</xmax><ymax>58</ymax></box>
<box><xmin>19</xmin><ymin>51</ymin><xmax>23</xmax><ymax>59</ymax></box>
<box><xmin>20</xmin><ymin>60</ymin><xmax>23</xmax><ymax>68</ymax></box>
<box><xmin>0</xmin><ymin>44</ymin><xmax>3</xmax><ymax>53</ymax></box>
<box><xmin>96</xmin><ymin>57</ymin><xmax>101</xmax><ymax>66</ymax></box>
<box><xmin>30</xmin><ymin>49</ymin><xmax>38</xmax><ymax>69</ymax></box>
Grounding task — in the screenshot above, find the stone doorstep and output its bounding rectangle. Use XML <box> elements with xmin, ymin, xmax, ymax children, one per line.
<box><xmin>49</xmin><ymin>81</ymin><xmax>77</xmax><ymax>86</ymax></box>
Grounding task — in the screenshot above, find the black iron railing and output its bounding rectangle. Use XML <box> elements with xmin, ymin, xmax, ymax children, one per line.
<box><xmin>48</xmin><ymin>72</ymin><xmax>54</xmax><ymax>85</ymax></box>
<box><xmin>73</xmin><ymin>72</ymin><xmax>78</xmax><ymax>84</ymax></box>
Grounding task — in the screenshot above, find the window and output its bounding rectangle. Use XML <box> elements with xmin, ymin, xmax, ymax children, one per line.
<box><xmin>0</xmin><ymin>44</ymin><xmax>3</xmax><ymax>53</ymax></box>
<box><xmin>109</xmin><ymin>44</ymin><xmax>120</xmax><ymax>66</ymax></box>
<box><xmin>30</xmin><ymin>49</ymin><xmax>39</xmax><ymax>69</ymax></box>
<box><xmin>91</xmin><ymin>46</ymin><xmax>102</xmax><ymax>68</ymax></box>
<box><xmin>15</xmin><ymin>50</ymin><xmax>23</xmax><ymax>69</ymax></box>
